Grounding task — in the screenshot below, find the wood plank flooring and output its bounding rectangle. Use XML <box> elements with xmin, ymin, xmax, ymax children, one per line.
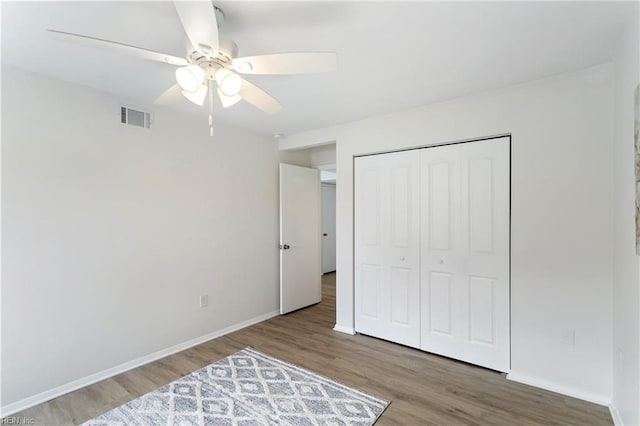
<box><xmin>11</xmin><ymin>273</ymin><xmax>612</xmax><ymax>425</ymax></box>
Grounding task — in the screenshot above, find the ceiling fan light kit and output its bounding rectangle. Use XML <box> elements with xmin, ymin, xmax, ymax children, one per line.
<box><xmin>175</xmin><ymin>65</ymin><xmax>205</xmax><ymax>93</ymax></box>
<box><xmin>215</xmin><ymin>68</ymin><xmax>242</xmax><ymax>97</ymax></box>
<box><xmin>47</xmin><ymin>0</ymin><xmax>337</xmax><ymax>137</ymax></box>
<box><xmin>181</xmin><ymin>84</ymin><xmax>208</xmax><ymax>106</ymax></box>
<box><xmin>217</xmin><ymin>87</ymin><xmax>242</xmax><ymax>108</ymax></box>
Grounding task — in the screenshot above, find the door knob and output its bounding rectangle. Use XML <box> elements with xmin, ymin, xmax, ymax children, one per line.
<box><xmin>280</xmin><ymin>244</ymin><xmax>290</xmax><ymax>250</ymax></box>
<box><xmin>323</xmin><ymin>233</ymin><xmax>328</xmax><ymax>236</ymax></box>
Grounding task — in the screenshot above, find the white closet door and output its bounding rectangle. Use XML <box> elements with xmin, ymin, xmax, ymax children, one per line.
<box><xmin>420</xmin><ymin>137</ymin><xmax>510</xmax><ymax>372</ymax></box>
<box><xmin>355</xmin><ymin>150</ymin><xmax>420</xmax><ymax>348</ymax></box>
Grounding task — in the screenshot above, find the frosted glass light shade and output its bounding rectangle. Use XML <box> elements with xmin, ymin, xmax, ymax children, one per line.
<box><xmin>175</xmin><ymin>65</ymin><xmax>205</xmax><ymax>93</ymax></box>
<box><xmin>182</xmin><ymin>84</ymin><xmax>208</xmax><ymax>106</ymax></box>
<box><xmin>215</xmin><ymin>68</ymin><xmax>242</xmax><ymax>97</ymax></box>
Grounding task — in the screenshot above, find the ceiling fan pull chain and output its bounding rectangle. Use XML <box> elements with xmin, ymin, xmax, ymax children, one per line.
<box><xmin>208</xmin><ymin>79</ymin><xmax>214</xmax><ymax>137</ymax></box>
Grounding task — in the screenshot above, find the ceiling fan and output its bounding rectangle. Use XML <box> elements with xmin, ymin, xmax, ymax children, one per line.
<box><xmin>47</xmin><ymin>0</ymin><xmax>337</xmax><ymax>136</ymax></box>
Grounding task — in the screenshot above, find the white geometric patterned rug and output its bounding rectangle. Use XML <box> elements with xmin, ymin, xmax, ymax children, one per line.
<box><xmin>82</xmin><ymin>347</ymin><xmax>389</xmax><ymax>425</ymax></box>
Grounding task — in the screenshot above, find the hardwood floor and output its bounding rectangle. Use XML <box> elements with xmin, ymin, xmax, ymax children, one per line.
<box><xmin>12</xmin><ymin>272</ymin><xmax>612</xmax><ymax>425</ymax></box>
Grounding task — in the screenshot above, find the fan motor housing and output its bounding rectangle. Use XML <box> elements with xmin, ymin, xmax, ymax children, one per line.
<box><xmin>187</xmin><ymin>39</ymin><xmax>238</xmax><ymax>76</ymax></box>
<box><xmin>199</xmin><ymin>61</ymin><xmax>222</xmax><ymax>79</ymax></box>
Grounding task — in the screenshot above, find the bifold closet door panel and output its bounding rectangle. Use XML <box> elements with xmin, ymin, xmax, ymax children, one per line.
<box><xmin>419</xmin><ymin>143</ymin><xmax>462</xmax><ymax>347</ymax></box>
<box><xmin>420</xmin><ymin>137</ymin><xmax>510</xmax><ymax>372</ymax></box>
<box><xmin>354</xmin><ymin>150</ymin><xmax>420</xmax><ymax>348</ymax></box>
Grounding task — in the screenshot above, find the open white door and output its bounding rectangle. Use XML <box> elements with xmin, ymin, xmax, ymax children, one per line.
<box><xmin>280</xmin><ymin>164</ymin><xmax>322</xmax><ymax>314</ymax></box>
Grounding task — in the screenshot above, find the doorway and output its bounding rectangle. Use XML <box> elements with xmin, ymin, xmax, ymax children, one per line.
<box><xmin>321</xmin><ymin>182</ymin><xmax>336</xmax><ymax>274</ymax></box>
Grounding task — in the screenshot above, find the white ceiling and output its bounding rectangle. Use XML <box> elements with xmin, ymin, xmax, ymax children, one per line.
<box><xmin>1</xmin><ymin>1</ymin><xmax>635</xmax><ymax>136</ymax></box>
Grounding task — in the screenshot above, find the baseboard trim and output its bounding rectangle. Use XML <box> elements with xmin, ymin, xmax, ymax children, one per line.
<box><xmin>609</xmin><ymin>403</ymin><xmax>624</xmax><ymax>426</ymax></box>
<box><xmin>506</xmin><ymin>371</ymin><xmax>610</xmax><ymax>406</ymax></box>
<box><xmin>333</xmin><ymin>324</ymin><xmax>356</xmax><ymax>335</ymax></box>
<box><xmin>0</xmin><ymin>309</ymin><xmax>280</xmax><ymax>417</ymax></box>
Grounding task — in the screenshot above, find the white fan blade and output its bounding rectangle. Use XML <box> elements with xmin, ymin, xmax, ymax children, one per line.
<box><xmin>154</xmin><ymin>84</ymin><xmax>183</xmax><ymax>105</ymax></box>
<box><xmin>173</xmin><ymin>0</ymin><xmax>219</xmax><ymax>57</ymax></box>
<box><xmin>47</xmin><ymin>29</ymin><xmax>188</xmax><ymax>66</ymax></box>
<box><xmin>232</xmin><ymin>52</ymin><xmax>337</xmax><ymax>75</ymax></box>
<box><xmin>217</xmin><ymin>87</ymin><xmax>242</xmax><ymax>108</ymax></box>
<box><xmin>239</xmin><ymin>79</ymin><xmax>282</xmax><ymax>114</ymax></box>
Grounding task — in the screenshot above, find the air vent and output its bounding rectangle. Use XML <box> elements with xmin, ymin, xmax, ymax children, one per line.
<box><xmin>120</xmin><ymin>105</ymin><xmax>152</xmax><ymax>128</ymax></box>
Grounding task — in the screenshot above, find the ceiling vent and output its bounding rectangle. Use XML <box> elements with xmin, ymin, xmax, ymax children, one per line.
<box><xmin>120</xmin><ymin>105</ymin><xmax>151</xmax><ymax>128</ymax></box>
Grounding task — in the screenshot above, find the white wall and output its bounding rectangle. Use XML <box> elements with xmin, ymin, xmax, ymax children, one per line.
<box><xmin>612</xmin><ymin>5</ymin><xmax>640</xmax><ymax>424</ymax></box>
<box><xmin>309</xmin><ymin>144</ymin><xmax>336</xmax><ymax>168</ymax></box>
<box><xmin>277</xmin><ymin>144</ymin><xmax>336</xmax><ymax>169</ymax></box>
<box><xmin>281</xmin><ymin>64</ymin><xmax>615</xmax><ymax>404</ymax></box>
<box><xmin>278</xmin><ymin>149</ymin><xmax>311</xmax><ymax>168</ymax></box>
<box><xmin>1</xmin><ymin>66</ymin><xmax>281</xmax><ymax>410</ymax></box>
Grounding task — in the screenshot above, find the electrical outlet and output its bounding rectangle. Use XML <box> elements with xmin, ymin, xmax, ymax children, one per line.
<box><xmin>200</xmin><ymin>295</ymin><xmax>209</xmax><ymax>308</ymax></box>
<box><xmin>561</xmin><ymin>329</ymin><xmax>575</xmax><ymax>346</ymax></box>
